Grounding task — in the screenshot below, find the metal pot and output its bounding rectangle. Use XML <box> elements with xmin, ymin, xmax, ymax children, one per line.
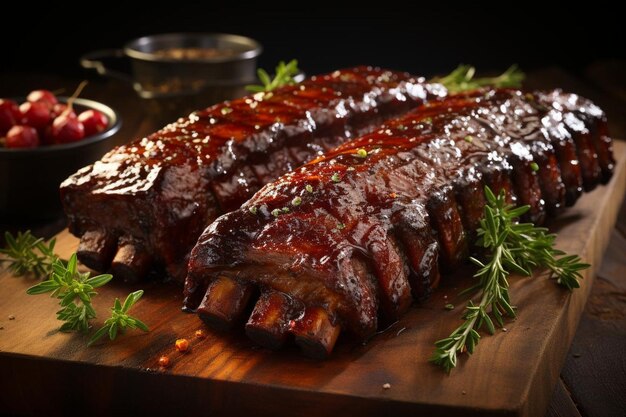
<box><xmin>81</xmin><ymin>33</ymin><xmax>262</xmax><ymax>120</ymax></box>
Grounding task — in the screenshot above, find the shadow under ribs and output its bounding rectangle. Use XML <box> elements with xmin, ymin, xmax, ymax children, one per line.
<box><xmin>185</xmin><ymin>88</ymin><xmax>613</xmax><ymax>357</ymax></box>
<box><xmin>61</xmin><ymin>67</ymin><xmax>442</xmax><ymax>283</ymax></box>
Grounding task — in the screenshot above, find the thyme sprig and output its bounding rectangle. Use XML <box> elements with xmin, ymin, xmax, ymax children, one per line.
<box><xmin>89</xmin><ymin>290</ymin><xmax>149</xmax><ymax>346</ymax></box>
<box><xmin>433</xmin><ymin>64</ymin><xmax>525</xmax><ymax>93</ymax></box>
<box><xmin>0</xmin><ymin>230</ymin><xmax>149</xmax><ymax>343</ymax></box>
<box><xmin>0</xmin><ymin>231</ymin><xmax>57</xmax><ymax>278</ymax></box>
<box><xmin>430</xmin><ymin>187</ymin><xmax>589</xmax><ymax>372</ymax></box>
<box><xmin>26</xmin><ymin>254</ymin><xmax>112</xmax><ymax>332</ymax></box>
<box><xmin>246</xmin><ymin>59</ymin><xmax>300</xmax><ymax>92</ymax></box>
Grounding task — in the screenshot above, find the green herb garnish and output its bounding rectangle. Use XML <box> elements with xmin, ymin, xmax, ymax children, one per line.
<box><xmin>292</xmin><ymin>197</ymin><xmax>302</xmax><ymax>206</ymax></box>
<box><xmin>220</xmin><ymin>107</ymin><xmax>233</xmax><ymax>115</ymax></box>
<box><xmin>356</xmin><ymin>148</ymin><xmax>368</xmax><ymax>158</ymax></box>
<box><xmin>530</xmin><ymin>162</ymin><xmax>539</xmax><ymax>172</ymax></box>
<box><xmin>27</xmin><ymin>254</ymin><xmax>112</xmax><ymax>332</ymax></box>
<box><xmin>464</xmin><ymin>135</ymin><xmax>474</xmax><ymax>143</ymax></box>
<box><xmin>430</xmin><ymin>186</ymin><xmax>588</xmax><ymax>372</ymax></box>
<box><xmin>88</xmin><ymin>290</ymin><xmax>149</xmax><ymax>346</ymax></box>
<box><xmin>1</xmin><ymin>230</ymin><xmax>149</xmax><ymax>344</ymax></box>
<box><xmin>305</xmin><ymin>184</ymin><xmax>314</xmax><ymax>193</ymax></box>
<box><xmin>249</xmin><ymin>206</ymin><xmax>258</xmax><ymax>214</ymax></box>
<box><xmin>246</xmin><ymin>59</ymin><xmax>300</xmax><ymax>93</ymax></box>
<box><xmin>432</xmin><ymin>64</ymin><xmax>525</xmax><ymax>93</ymax></box>
<box><xmin>331</xmin><ymin>173</ymin><xmax>341</xmax><ymax>183</ymax></box>
<box><xmin>0</xmin><ymin>230</ymin><xmax>57</xmax><ymax>278</ymax></box>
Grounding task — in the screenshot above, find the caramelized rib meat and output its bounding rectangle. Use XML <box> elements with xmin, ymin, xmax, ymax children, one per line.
<box><xmin>186</xmin><ymin>89</ymin><xmax>613</xmax><ymax>355</ymax></box>
<box><xmin>61</xmin><ymin>67</ymin><xmax>444</xmax><ymax>282</ymax></box>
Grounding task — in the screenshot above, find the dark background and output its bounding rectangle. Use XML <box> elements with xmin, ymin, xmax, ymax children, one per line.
<box><xmin>2</xmin><ymin>5</ymin><xmax>623</xmax><ymax>78</ymax></box>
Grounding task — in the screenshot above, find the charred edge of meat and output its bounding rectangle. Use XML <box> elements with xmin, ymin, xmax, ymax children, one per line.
<box><xmin>290</xmin><ymin>306</ymin><xmax>341</xmax><ymax>359</ymax></box>
<box><xmin>245</xmin><ymin>291</ymin><xmax>300</xmax><ymax>350</ymax></box>
<box><xmin>533</xmin><ymin>145</ymin><xmax>566</xmax><ymax>216</ymax></box>
<box><xmin>110</xmin><ymin>239</ymin><xmax>152</xmax><ymax>283</ymax></box>
<box><xmin>196</xmin><ymin>276</ymin><xmax>254</xmax><ymax>331</ymax></box>
<box><xmin>590</xmin><ymin>116</ymin><xmax>615</xmax><ymax>183</ymax></box>
<box><xmin>77</xmin><ymin>229</ymin><xmax>117</xmax><ymax>272</ymax></box>
<box><xmin>508</xmin><ymin>156</ymin><xmax>546</xmax><ymax>224</ymax></box>
<box><xmin>426</xmin><ymin>186</ymin><xmax>468</xmax><ymax>271</ymax></box>
<box><xmin>551</xmin><ymin>137</ymin><xmax>583</xmax><ymax>206</ymax></box>
<box><xmin>565</xmin><ymin>124</ymin><xmax>602</xmax><ymax>192</ymax></box>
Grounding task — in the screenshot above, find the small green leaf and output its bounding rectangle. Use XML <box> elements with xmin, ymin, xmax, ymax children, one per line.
<box><xmin>26</xmin><ymin>280</ymin><xmax>59</xmax><ymax>295</ymax></box>
<box><xmin>133</xmin><ymin>318</ymin><xmax>150</xmax><ymax>332</ymax></box>
<box><xmin>122</xmin><ymin>290</ymin><xmax>144</xmax><ymax>313</ymax></box>
<box><xmin>59</xmin><ymin>322</ymin><xmax>76</xmax><ymax>332</ymax></box>
<box><xmin>66</xmin><ymin>254</ymin><xmax>78</xmax><ymax>276</ymax></box>
<box><xmin>85</xmin><ymin>273</ymin><xmax>113</xmax><ymax>288</ymax></box>
<box><xmin>109</xmin><ymin>322</ymin><xmax>118</xmax><ymax>340</ymax></box>
<box><xmin>257</xmin><ymin>69</ymin><xmax>271</xmax><ymax>87</ymax></box>
<box><xmin>60</xmin><ymin>292</ymin><xmax>76</xmax><ymax>307</ymax></box>
<box><xmin>246</xmin><ymin>59</ymin><xmax>301</xmax><ymax>92</ymax></box>
<box><xmin>88</xmin><ymin>325</ymin><xmax>110</xmax><ymax>346</ymax></box>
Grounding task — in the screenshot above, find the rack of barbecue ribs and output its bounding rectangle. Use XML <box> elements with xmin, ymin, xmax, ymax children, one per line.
<box><xmin>61</xmin><ymin>67</ymin><xmax>447</xmax><ymax>282</ymax></box>
<box><xmin>185</xmin><ymin>88</ymin><xmax>614</xmax><ymax>358</ymax></box>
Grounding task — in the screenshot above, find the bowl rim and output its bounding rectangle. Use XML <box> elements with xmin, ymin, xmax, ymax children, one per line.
<box><xmin>0</xmin><ymin>96</ymin><xmax>122</xmax><ymax>154</ymax></box>
<box><xmin>123</xmin><ymin>32</ymin><xmax>263</xmax><ymax>64</ymax></box>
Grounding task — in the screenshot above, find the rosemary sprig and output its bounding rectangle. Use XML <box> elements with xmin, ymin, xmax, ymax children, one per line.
<box><xmin>246</xmin><ymin>59</ymin><xmax>300</xmax><ymax>92</ymax></box>
<box><xmin>430</xmin><ymin>187</ymin><xmax>589</xmax><ymax>372</ymax></box>
<box><xmin>88</xmin><ymin>290</ymin><xmax>149</xmax><ymax>346</ymax></box>
<box><xmin>0</xmin><ymin>230</ymin><xmax>57</xmax><ymax>277</ymax></box>
<box><xmin>27</xmin><ymin>254</ymin><xmax>112</xmax><ymax>332</ymax></box>
<box><xmin>432</xmin><ymin>64</ymin><xmax>525</xmax><ymax>93</ymax></box>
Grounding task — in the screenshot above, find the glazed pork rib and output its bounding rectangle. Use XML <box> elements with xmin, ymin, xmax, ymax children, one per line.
<box><xmin>185</xmin><ymin>89</ymin><xmax>614</xmax><ymax>358</ymax></box>
<box><xmin>61</xmin><ymin>67</ymin><xmax>444</xmax><ymax>282</ymax></box>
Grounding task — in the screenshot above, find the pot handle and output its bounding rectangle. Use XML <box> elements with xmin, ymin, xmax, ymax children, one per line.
<box><xmin>80</xmin><ymin>49</ymin><xmax>133</xmax><ymax>83</ymax></box>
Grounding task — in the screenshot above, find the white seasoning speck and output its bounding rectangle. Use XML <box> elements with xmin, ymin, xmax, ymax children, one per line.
<box><xmin>383</xmin><ymin>383</ymin><xmax>391</xmax><ymax>390</ymax></box>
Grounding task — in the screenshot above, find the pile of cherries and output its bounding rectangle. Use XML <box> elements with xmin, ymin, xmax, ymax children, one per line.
<box><xmin>0</xmin><ymin>89</ymin><xmax>109</xmax><ymax>149</ymax></box>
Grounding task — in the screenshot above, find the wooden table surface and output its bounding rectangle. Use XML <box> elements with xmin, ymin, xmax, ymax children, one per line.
<box><xmin>1</xmin><ymin>62</ymin><xmax>625</xmax><ymax>417</ymax></box>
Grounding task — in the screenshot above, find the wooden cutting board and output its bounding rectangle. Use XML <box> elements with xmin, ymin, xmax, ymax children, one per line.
<box><xmin>1</xmin><ymin>141</ymin><xmax>625</xmax><ymax>417</ymax></box>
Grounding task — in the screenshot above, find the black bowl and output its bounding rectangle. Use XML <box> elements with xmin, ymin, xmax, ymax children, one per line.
<box><xmin>0</xmin><ymin>97</ymin><xmax>121</xmax><ymax>221</ymax></box>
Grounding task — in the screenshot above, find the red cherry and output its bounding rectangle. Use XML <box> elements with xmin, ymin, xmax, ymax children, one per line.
<box><xmin>5</xmin><ymin>125</ymin><xmax>40</xmax><ymax>148</ymax></box>
<box><xmin>51</xmin><ymin>103</ymin><xmax>76</xmax><ymax>119</ymax></box>
<box><xmin>78</xmin><ymin>109</ymin><xmax>108</xmax><ymax>136</ymax></box>
<box><xmin>51</xmin><ymin>114</ymin><xmax>85</xmax><ymax>143</ymax></box>
<box><xmin>27</xmin><ymin>89</ymin><xmax>58</xmax><ymax>108</ymax></box>
<box><xmin>19</xmin><ymin>101</ymin><xmax>51</xmax><ymax>129</ymax></box>
<box><xmin>0</xmin><ymin>99</ymin><xmax>21</xmax><ymax>134</ymax></box>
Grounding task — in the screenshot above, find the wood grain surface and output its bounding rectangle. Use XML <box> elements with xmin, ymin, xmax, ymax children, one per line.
<box><xmin>1</xmin><ymin>141</ymin><xmax>625</xmax><ymax>417</ymax></box>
